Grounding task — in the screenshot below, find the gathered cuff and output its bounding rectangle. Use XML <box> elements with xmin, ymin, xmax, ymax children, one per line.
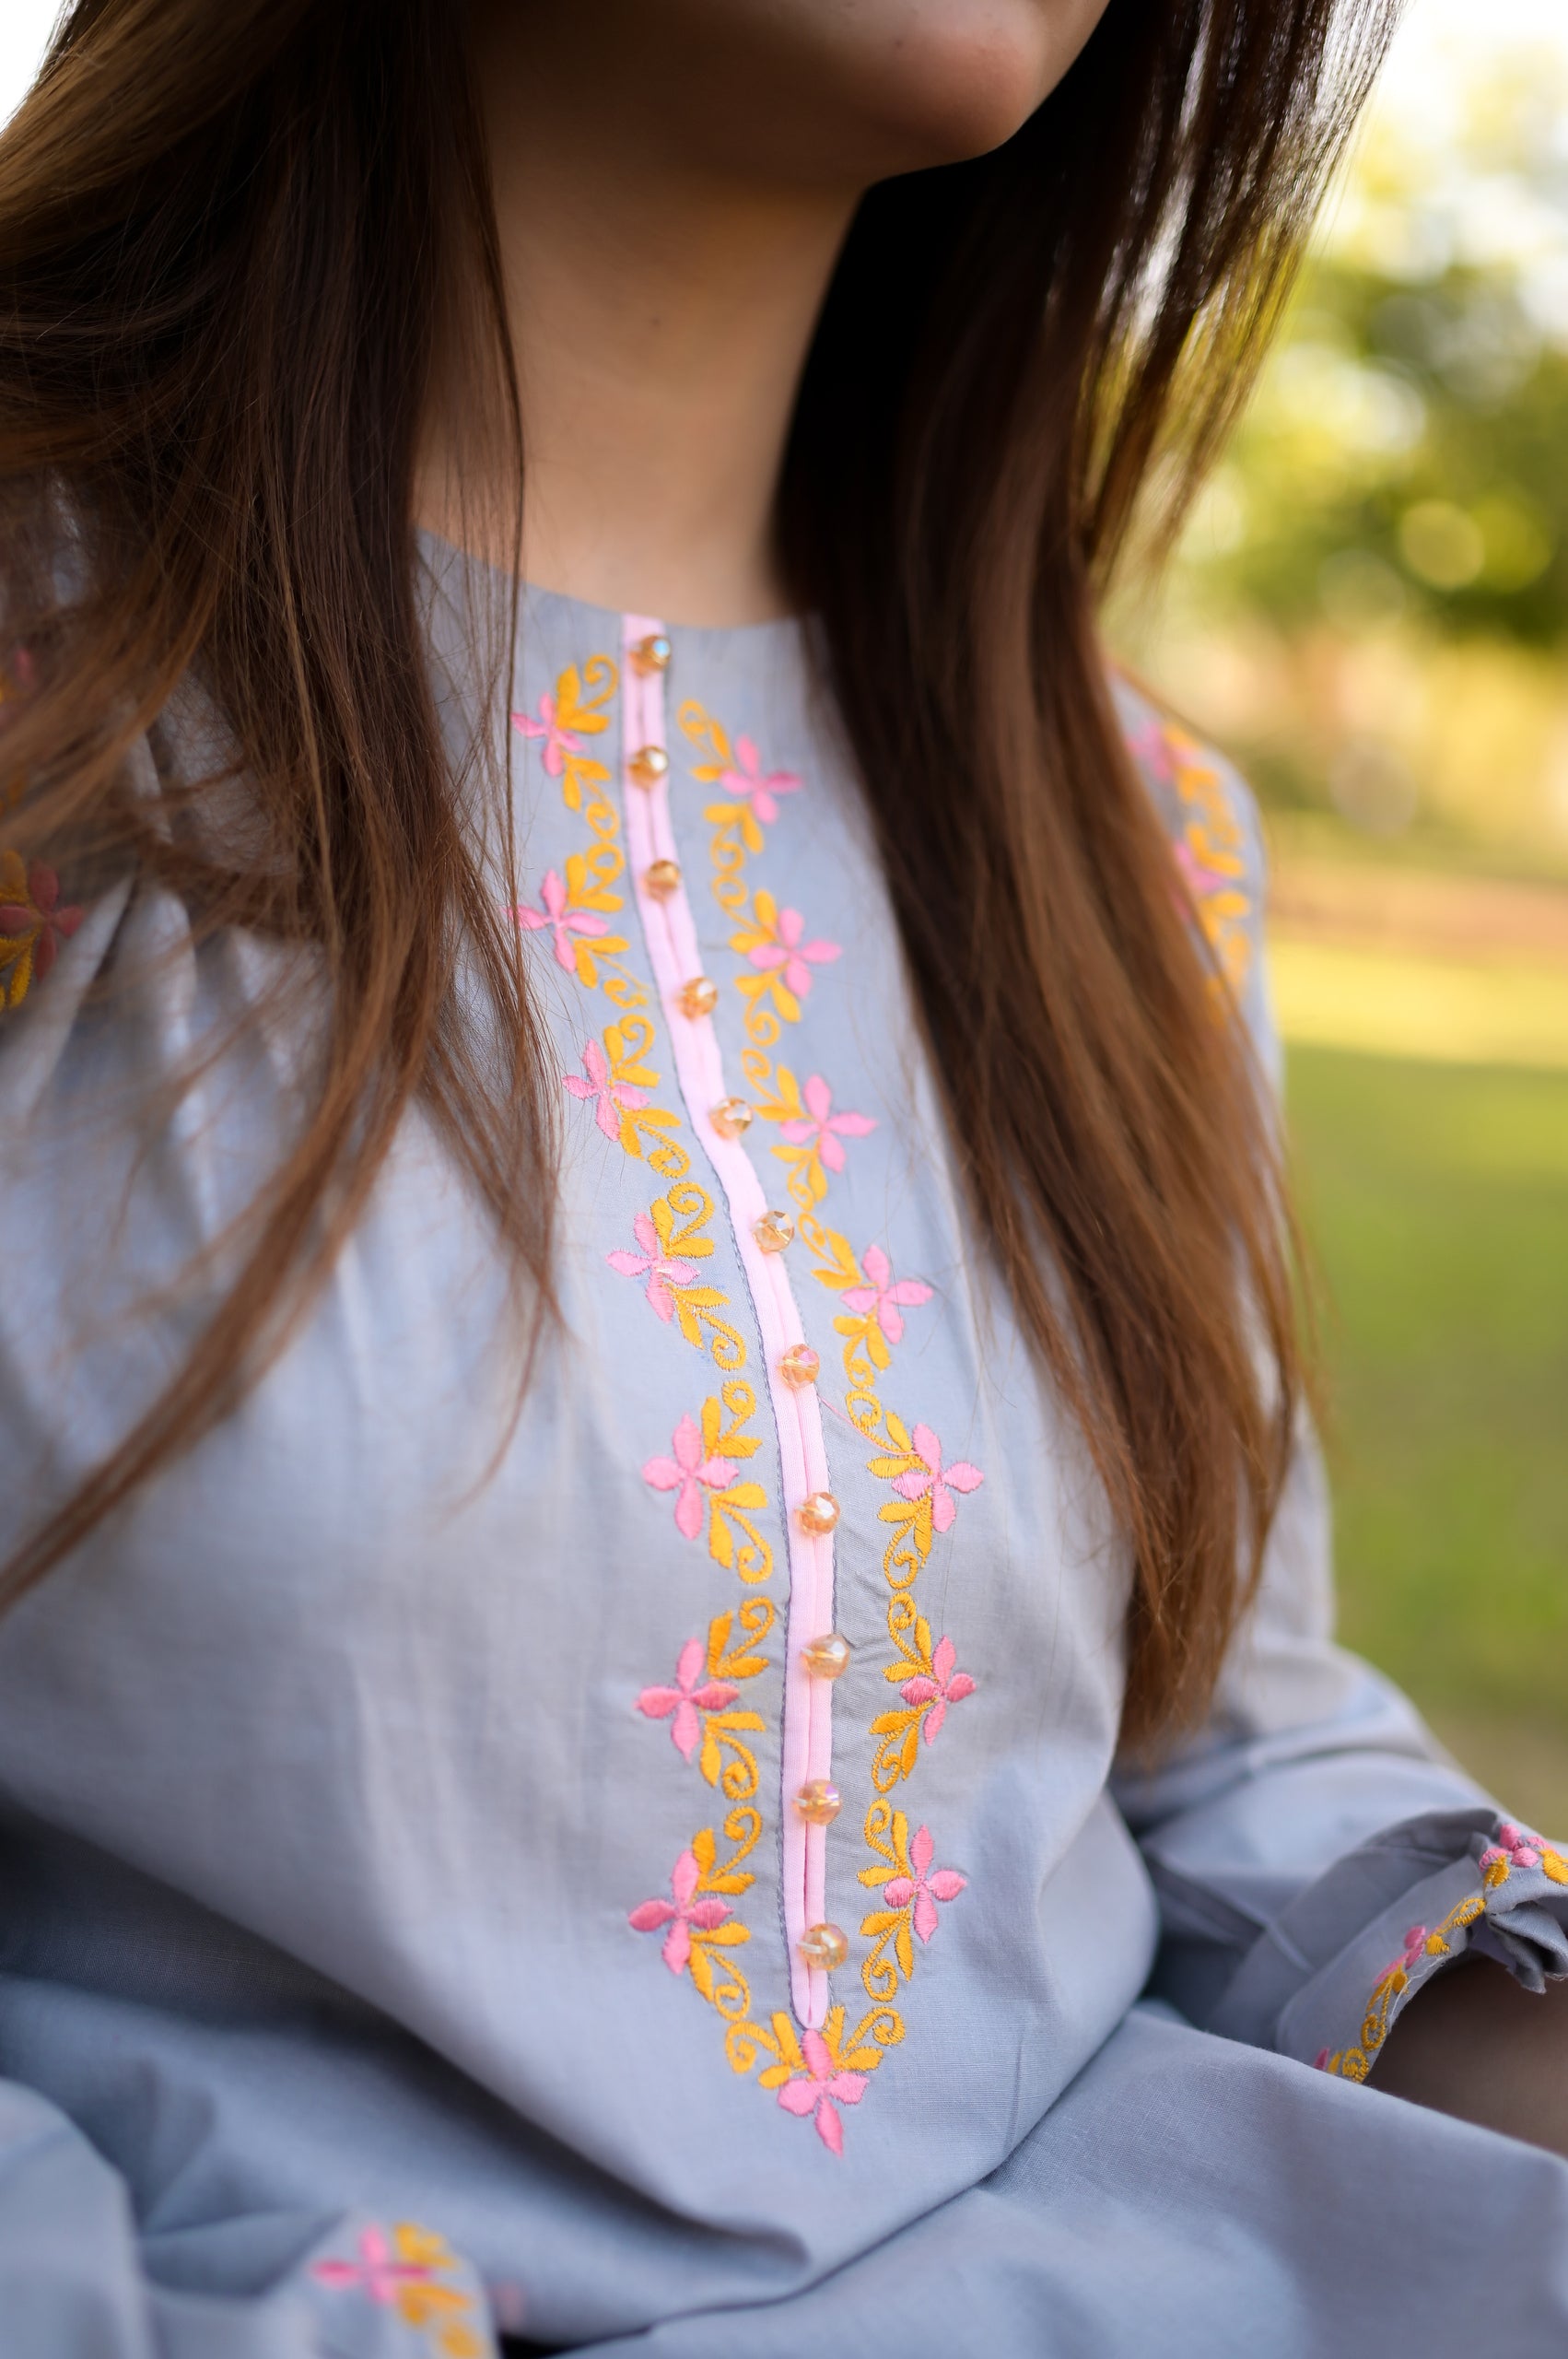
<box><xmin>1207</xmin><ymin>1807</ymin><xmax>1568</xmax><ymax>2080</ymax></box>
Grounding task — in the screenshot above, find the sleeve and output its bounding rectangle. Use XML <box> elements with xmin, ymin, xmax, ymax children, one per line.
<box><xmin>0</xmin><ymin>716</ymin><xmax>499</xmax><ymax>2359</ymax></box>
<box><xmin>0</xmin><ymin>2078</ymin><xmax>497</xmax><ymax>2359</ymax></box>
<box><xmin>1111</xmin><ymin>691</ymin><xmax>1568</xmax><ymax>2084</ymax></box>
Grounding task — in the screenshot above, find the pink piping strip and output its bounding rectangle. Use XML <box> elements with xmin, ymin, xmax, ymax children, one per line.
<box><xmin>620</xmin><ymin>612</ymin><xmax>836</xmax><ymax>2029</ymax></box>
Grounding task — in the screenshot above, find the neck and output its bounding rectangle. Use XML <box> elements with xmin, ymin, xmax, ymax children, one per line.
<box><xmin>421</xmin><ymin>23</ymin><xmax>858</xmax><ymax>628</ymax></box>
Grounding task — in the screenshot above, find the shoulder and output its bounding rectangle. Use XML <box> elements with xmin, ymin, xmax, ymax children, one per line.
<box><xmin>1110</xmin><ymin>671</ymin><xmax>1278</xmax><ymax>1086</ymax></box>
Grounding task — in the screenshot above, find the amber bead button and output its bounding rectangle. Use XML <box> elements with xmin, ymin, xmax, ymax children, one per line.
<box><xmin>778</xmin><ymin>1343</ymin><xmax>820</xmax><ymax>1389</ymax></box>
<box><xmin>629</xmin><ymin>633</ymin><xmax>673</xmax><ymax>674</ymax></box>
<box><xmin>710</xmin><ymin>1097</ymin><xmax>754</xmax><ymax>1140</ymax></box>
<box><xmin>802</xmin><ymin>1631</ymin><xmax>851</xmax><ymax>1680</ymax></box>
<box><xmin>793</xmin><ymin>1778</ymin><xmax>843</xmax><ymax>1826</ymax></box>
<box><xmin>627</xmin><ymin>745</ymin><xmax>670</xmax><ymax>788</ymax></box>
<box><xmin>678</xmin><ymin>975</ymin><xmax>719</xmax><ymax>1019</ymax></box>
<box><xmin>797</xmin><ymin>1490</ymin><xmax>840</xmax><ymax>1537</ymax></box>
<box><xmin>754</xmin><ymin>1209</ymin><xmax>795</xmax><ymax>1254</ymax></box>
<box><xmin>797</xmin><ymin>1922</ymin><xmax>849</xmax><ymax>1972</ymax></box>
<box><xmin>643</xmin><ymin>859</ymin><xmax>681</xmax><ymax>899</ymax></box>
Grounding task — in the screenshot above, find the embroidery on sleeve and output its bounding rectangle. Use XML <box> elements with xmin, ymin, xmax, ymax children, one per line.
<box><xmin>1316</xmin><ymin>1826</ymin><xmax>1568</xmax><ymax>2081</ymax></box>
<box><xmin>0</xmin><ymin>853</ymin><xmax>82</xmax><ymax>1010</ymax></box>
<box><xmin>311</xmin><ymin>2222</ymin><xmax>483</xmax><ymax>2358</ymax></box>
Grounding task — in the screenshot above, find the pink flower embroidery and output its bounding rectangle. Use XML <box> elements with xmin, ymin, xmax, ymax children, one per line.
<box><xmin>775</xmin><ymin>2028</ymin><xmax>867</xmax><ymax>2156</ymax></box>
<box><xmin>1129</xmin><ymin>716</ymin><xmax>1175</xmax><ymax>784</ymax></box>
<box><xmin>891</xmin><ymin>1425</ymin><xmax>984</xmax><ymax>1534</ymax></box>
<box><xmin>720</xmin><ymin>735</ymin><xmax>802</xmax><ymax>827</ymax></box>
<box><xmin>627</xmin><ymin>1848</ymin><xmax>732</xmax><ymax>1974</ymax></box>
<box><xmin>642</xmin><ymin>1414</ymin><xmax>738</xmax><ymax>1540</ymax></box>
<box><xmin>1172</xmin><ymin>836</ymin><xmax>1233</xmax><ymax>902</ymax></box>
<box><xmin>637</xmin><ymin>1637</ymin><xmax>739</xmax><ymax>1761</ymax></box>
<box><xmin>779</xmin><ymin>1074</ymin><xmax>875</xmax><ymax>1175</ymax></box>
<box><xmin>512</xmin><ymin>869</ymin><xmax>610</xmax><ymax>971</ymax></box>
<box><xmin>563</xmin><ymin>1039</ymin><xmax>648</xmax><ymax>1141</ymax></box>
<box><xmin>607</xmin><ymin>1212</ymin><xmax>697</xmax><ymax>1320</ymax></box>
<box><xmin>512</xmin><ymin>691</ymin><xmax>582</xmax><ymax>778</ymax></box>
<box><xmin>883</xmin><ymin>1823</ymin><xmax>966</xmax><ymax>1943</ymax></box>
<box><xmin>898</xmin><ymin>1634</ymin><xmax>977</xmax><ymax>1743</ymax></box>
<box><xmin>311</xmin><ymin>2225</ymin><xmax>439</xmax><ymax>2306</ymax></box>
<box><xmin>1481</xmin><ymin>1823</ymin><xmax>1543</xmax><ymax>1874</ymax></box>
<box><xmin>841</xmin><ymin>1245</ymin><xmax>933</xmax><ymax>1344</ymax></box>
<box><xmin>0</xmin><ymin>860</ymin><xmax>83</xmax><ymax>988</ymax></box>
<box><xmin>1375</xmin><ymin>1924</ymin><xmax>1430</xmax><ymax>1987</ymax></box>
<box><xmin>746</xmin><ymin>905</ymin><xmax>840</xmax><ymax>1002</ymax></box>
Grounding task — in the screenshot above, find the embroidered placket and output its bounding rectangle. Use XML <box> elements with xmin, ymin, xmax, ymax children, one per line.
<box><xmin>621</xmin><ymin>613</ymin><xmax>837</xmax><ymax>2028</ymax></box>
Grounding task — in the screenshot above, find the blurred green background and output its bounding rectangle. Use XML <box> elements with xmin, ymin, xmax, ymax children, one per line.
<box><xmin>1119</xmin><ymin>0</ymin><xmax>1568</xmax><ymax>1823</ymax></box>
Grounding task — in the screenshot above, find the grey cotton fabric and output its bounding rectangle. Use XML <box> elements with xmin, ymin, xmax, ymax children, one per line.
<box><xmin>0</xmin><ymin>545</ymin><xmax>1564</xmax><ymax>2357</ymax></box>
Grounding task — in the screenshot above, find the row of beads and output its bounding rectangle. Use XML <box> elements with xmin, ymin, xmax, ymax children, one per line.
<box><xmin>623</xmin><ymin>618</ymin><xmax>849</xmax><ymax>2002</ymax></box>
<box><xmin>795</xmin><ymin>1630</ymin><xmax>851</xmax><ymax>1968</ymax></box>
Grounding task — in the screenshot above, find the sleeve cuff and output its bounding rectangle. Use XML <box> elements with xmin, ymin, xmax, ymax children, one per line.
<box><xmin>1207</xmin><ymin>1807</ymin><xmax>1568</xmax><ymax>2078</ymax></box>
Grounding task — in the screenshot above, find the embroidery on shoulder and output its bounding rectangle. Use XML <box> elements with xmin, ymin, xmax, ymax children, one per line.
<box><xmin>1127</xmin><ymin>707</ymin><xmax>1255</xmax><ymax>1001</ymax></box>
<box><xmin>310</xmin><ymin>2221</ymin><xmax>484</xmax><ymax>2357</ymax></box>
<box><xmin>0</xmin><ymin>853</ymin><xmax>82</xmax><ymax>1011</ymax></box>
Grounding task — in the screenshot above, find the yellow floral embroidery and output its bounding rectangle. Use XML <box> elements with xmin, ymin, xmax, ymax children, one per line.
<box><xmin>1317</xmin><ymin>1891</ymin><xmax>1488</xmax><ymax>2083</ymax></box>
<box><xmin>650</xmin><ymin>1184</ymin><xmax>748</xmax><ymax>1368</ymax></box>
<box><xmin>701</xmin><ymin>1383</ymin><xmax>774</xmax><ymax>1584</ymax></box>
<box><xmin>695</xmin><ymin>1601</ymin><xmax>775</xmax><ymax>1799</ymax></box>
<box><xmin>548</xmin><ymin>658</ymin><xmax>618</xmax><ymax>815</ymax></box>
<box><xmin>0</xmin><ymin>849</ymin><xmax>82</xmax><ymax>1011</ymax></box>
<box><xmin>601</xmin><ymin>1015</ymin><xmax>689</xmax><ymax>1172</ymax></box>
<box><xmin>1318</xmin><ymin>1831</ymin><xmax>1568</xmax><ymax>2082</ymax></box>
<box><xmin>734</xmin><ymin>1054</ymin><xmax>851</xmax><ymax>1213</ymax></box>
<box><xmin>680</xmin><ymin>698</ymin><xmax>754</xmax><ymax>922</ymax></box>
<box><xmin>518</xmin><ymin>655</ymin><xmax>648</xmax><ymax>1010</ymax></box>
<box><xmin>685</xmin><ymin>1812</ymin><xmax>764</xmax><ymax>2011</ymax></box>
<box><xmin>311</xmin><ymin>2221</ymin><xmax>482</xmax><ymax>2358</ymax></box>
<box><xmin>799</xmin><ymin>1215</ymin><xmax>885</xmax><ymax>1430</ymax></box>
<box><xmin>728</xmin><ymin>1997</ymin><xmax>904</xmax><ymax>2080</ymax></box>
<box><xmin>1162</xmin><ymin>722</ymin><xmax>1253</xmax><ymax>999</ymax></box>
<box><xmin>866</xmin><ymin>1601</ymin><xmax>948</xmax><ymax>1791</ymax></box>
<box><xmin>728</xmin><ymin>889</ymin><xmax>792</xmax><ymax>1043</ymax></box>
<box><xmin>562</xmin><ymin>850</ymin><xmax>632</xmax><ymax>987</ymax></box>
<box><xmin>857</xmin><ymin>1806</ymin><xmax>923</xmax><ymax>1994</ymax></box>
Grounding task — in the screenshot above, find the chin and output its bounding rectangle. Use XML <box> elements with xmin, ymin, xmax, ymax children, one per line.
<box><xmin>848</xmin><ymin>2</ymin><xmax>1096</xmax><ymax>167</ymax></box>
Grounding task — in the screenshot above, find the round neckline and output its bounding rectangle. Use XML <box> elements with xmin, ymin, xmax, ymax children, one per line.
<box><xmin>416</xmin><ymin>524</ymin><xmax>811</xmax><ymax>651</ymax></box>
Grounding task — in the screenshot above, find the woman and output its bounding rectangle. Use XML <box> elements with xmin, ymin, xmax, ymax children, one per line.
<box><xmin>0</xmin><ymin>2</ymin><xmax>1564</xmax><ymax>2353</ymax></box>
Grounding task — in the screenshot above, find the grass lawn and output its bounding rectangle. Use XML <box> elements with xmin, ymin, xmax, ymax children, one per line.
<box><xmin>1286</xmin><ymin>1045</ymin><xmax>1568</xmax><ymax>1832</ymax></box>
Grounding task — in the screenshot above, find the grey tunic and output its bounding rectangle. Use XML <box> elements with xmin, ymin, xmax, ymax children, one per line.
<box><xmin>0</xmin><ymin>546</ymin><xmax>1564</xmax><ymax>2358</ymax></box>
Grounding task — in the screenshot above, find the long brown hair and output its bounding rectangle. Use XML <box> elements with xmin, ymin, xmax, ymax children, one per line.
<box><xmin>0</xmin><ymin>0</ymin><xmax>1391</xmax><ymax>1742</ymax></box>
